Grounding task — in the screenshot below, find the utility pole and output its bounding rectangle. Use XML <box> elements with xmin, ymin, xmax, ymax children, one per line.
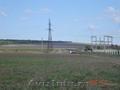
<box><xmin>41</xmin><ymin>37</ymin><xmax>44</xmax><ymax>50</ymax></box>
<box><xmin>47</xmin><ymin>19</ymin><xmax>53</xmax><ymax>51</ymax></box>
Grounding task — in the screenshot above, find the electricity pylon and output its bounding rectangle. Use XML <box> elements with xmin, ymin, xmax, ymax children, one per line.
<box><xmin>47</xmin><ymin>19</ymin><xmax>53</xmax><ymax>51</ymax></box>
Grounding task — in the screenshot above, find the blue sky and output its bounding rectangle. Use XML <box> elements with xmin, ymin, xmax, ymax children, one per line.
<box><xmin>0</xmin><ymin>0</ymin><xmax>120</xmax><ymax>44</ymax></box>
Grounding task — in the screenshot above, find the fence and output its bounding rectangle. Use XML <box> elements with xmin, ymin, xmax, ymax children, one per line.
<box><xmin>93</xmin><ymin>49</ymin><xmax>120</xmax><ymax>56</ymax></box>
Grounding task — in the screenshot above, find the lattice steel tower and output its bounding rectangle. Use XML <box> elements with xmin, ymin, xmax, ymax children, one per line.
<box><xmin>47</xmin><ymin>19</ymin><xmax>53</xmax><ymax>50</ymax></box>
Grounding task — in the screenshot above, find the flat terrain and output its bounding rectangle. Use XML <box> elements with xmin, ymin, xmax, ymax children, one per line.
<box><xmin>0</xmin><ymin>52</ymin><xmax>120</xmax><ymax>90</ymax></box>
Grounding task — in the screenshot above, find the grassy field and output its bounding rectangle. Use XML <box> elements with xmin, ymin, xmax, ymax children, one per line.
<box><xmin>0</xmin><ymin>52</ymin><xmax>120</xmax><ymax>90</ymax></box>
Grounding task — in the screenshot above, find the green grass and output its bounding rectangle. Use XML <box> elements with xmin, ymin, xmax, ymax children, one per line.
<box><xmin>0</xmin><ymin>53</ymin><xmax>120</xmax><ymax>90</ymax></box>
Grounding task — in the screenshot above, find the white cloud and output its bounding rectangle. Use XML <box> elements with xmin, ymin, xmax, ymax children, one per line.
<box><xmin>106</xmin><ymin>6</ymin><xmax>120</xmax><ymax>24</ymax></box>
<box><xmin>24</xmin><ymin>9</ymin><xmax>33</xmax><ymax>15</ymax></box>
<box><xmin>73</xmin><ymin>18</ymin><xmax>79</xmax><ymax>22</ymax></box>
<box><xmin>20</xmin><ymin>7</ymin><xmax>51</xmax><ymax>21</ymax></box>
<box><xmin>113</xmin><ymin>17</ymin><xmax>120</xmax><ymax>23</ymax></box>
<box><xmin>0</xmin><ymin>10</ymin><xmax>7</xmax><ymax>16</ymax></box>
<box><xmin>88</xmin><ymin>24</ymin><xmax>96</xmax><ymax>31</ymax></box>
<box><xmin>23</xmin><ymin>8</ymin><xmax>51</xmax><ymax>15</ymax></box>
<box><xmin>107</xmin><ymin>6</ymin><xmax>115</xmax><ymax>13</ymax></box>
<box><xmin>20</xmin><ymin>17</ymin><xmax>29</xmax><ymax>21</ymax></box>
<box><xmin>40</xmin><ymin>8</ymin><xmax>51</xmax><ymax>14</ymax></box>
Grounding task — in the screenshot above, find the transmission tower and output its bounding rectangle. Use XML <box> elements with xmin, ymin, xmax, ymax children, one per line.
<box><xmin>47</xmin><ymin>19</ymin><xmax>53</xmax><ymax>50</ymax></box>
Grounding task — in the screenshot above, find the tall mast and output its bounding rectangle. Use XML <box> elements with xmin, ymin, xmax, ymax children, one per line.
<box><xmin>47</xmin><ymin>19</ymin><xmax>53</xmax><ymax>50</ymax></box>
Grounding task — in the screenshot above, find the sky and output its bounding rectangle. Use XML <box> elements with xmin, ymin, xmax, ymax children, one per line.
<box><xmin>0</xmin><ymin>0</ymin><xmax>120</xmax><ymax>44</ymax></box>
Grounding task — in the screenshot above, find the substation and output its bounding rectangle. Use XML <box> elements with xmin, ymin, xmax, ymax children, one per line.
<box><xmin>91</xmin><ymin>35</ymin><xmax>120</xmax><ymax>55</ymax></box>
